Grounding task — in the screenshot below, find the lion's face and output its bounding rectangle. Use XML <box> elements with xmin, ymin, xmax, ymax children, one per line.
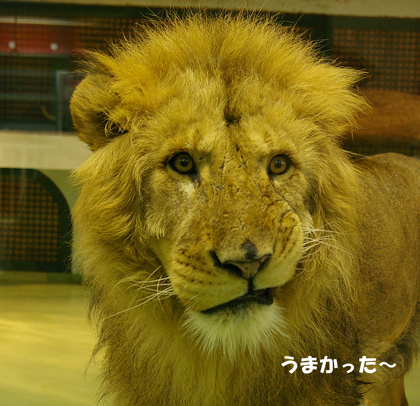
<box><xmin>120</xmin><ymin>76</ymin><xmax>317</xmax><ymax>350</ymax></box>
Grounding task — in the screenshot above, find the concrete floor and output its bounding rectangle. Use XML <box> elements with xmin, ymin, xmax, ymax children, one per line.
<box><xmin>0</xmin><ymin>281</ymin><xmax>419</xmax><ymax>406</ymax></box>
<box><xmin>0</xmin><ymin>283</ymin><xmax>100</xmax><ymax>406</ymax></box>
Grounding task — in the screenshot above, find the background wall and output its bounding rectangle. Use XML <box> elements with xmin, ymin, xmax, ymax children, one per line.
<box><xmin>0</xmin><ymin>131</ymin><xmax>90</xmax><ymax>209</ymax></box>
<box><xmin>0</xmin><ymin>133</ymin><xmax>90</xmax><ymax>275</ymax></box>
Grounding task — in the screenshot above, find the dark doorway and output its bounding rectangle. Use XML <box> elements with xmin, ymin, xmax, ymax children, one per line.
<box><xmin>0</xmin><ymin>168</ymin><xmax>72</xmax><ymax>272</ymax></box>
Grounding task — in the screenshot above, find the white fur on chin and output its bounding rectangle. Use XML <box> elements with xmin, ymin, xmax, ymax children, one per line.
<box><xmin>182</xmin><ymin>302</ymin><xmax>288</xmax><ymax>361</ymax></box>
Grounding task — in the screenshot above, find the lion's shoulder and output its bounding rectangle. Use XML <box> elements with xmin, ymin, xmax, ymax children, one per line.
<box><xmin>354</xmin><ymin>152</ymin><xmax>420</xmax><ymax>187</ymax></box>
<box><xmin>353</xmin><ymin>152</ymin><xmax>420</xmax><ymax>268</ymax></box>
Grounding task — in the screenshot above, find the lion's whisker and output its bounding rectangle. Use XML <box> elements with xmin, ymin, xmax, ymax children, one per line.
<box><xmin>101</xmin><ymin>286</ymin><xmax>176</xmax><ymax>321</ymax></box>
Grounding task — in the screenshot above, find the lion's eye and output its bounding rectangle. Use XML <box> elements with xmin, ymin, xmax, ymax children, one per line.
<box><xmin>268</xmin><ymin>155</ymin><xmax>290</xmax><ymax>175</ymax></box>
<box><xmin>169</xmin><ymin>152</ymin><xmax>196</xmax><ymax>175</ymax></box>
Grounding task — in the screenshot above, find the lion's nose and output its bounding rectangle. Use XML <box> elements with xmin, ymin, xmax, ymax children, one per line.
<box><xmin>224</xmin><ymin>255</ymin><xmax>271</xmax><ymax>279</ymax></box>
<box><xmin>210</xmin><ymin>249</ymin><xmax>271</xmax><ymax>280</ymax></box>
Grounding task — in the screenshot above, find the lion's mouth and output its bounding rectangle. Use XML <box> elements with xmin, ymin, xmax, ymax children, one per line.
<box><xmin>201</xmin><ymin>288</ymin><xmax>274</xmax><ymax>314</ymax></box>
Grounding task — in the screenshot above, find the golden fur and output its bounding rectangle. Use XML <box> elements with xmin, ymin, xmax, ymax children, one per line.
<box><xmin>71</xmin><ymin>15</ymin><xmax>420</xmax><ymax>406</ymax></box>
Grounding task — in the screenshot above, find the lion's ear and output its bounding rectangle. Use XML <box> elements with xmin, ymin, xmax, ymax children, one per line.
<box><xmin>71</xmin><ymin>74</ymin><xmax>127</xmax><ymax>151</ymax></box>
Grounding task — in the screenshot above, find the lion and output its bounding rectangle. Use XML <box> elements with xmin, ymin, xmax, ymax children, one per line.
<box><xmin>70</xmin><ymin>15</ymin><xmax>420</xmax><ymax>406</ymax></box>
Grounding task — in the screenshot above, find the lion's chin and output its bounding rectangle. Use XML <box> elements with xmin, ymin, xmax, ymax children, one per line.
<box><xmin>182</xmin><ymin>301</ymin><xmax>287</xmax><ymax>361</ymax></box>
